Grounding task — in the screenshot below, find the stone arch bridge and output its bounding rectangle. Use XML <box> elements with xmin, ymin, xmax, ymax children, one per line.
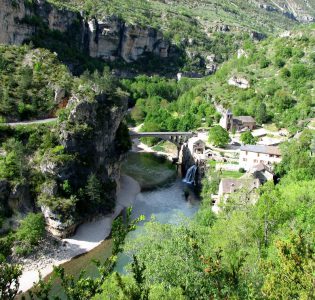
<box><xmin>129</xmin><ymin>131</ymin><xmax>195</xmax><ymax>149</ymax></box>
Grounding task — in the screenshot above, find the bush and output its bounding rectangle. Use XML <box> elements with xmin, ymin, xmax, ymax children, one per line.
<box><xmin>280</xmin><ymin>68</ymin><xmax>291</xmax><ymax>78</ymax></box>
<box><xmin>0</xmin><ymin>235</ymin><xmax>14</xmax><ymax>260</ymax></box>
<box><xmin>260</xmin><ymin>57</ymin><xmax>270</xmax><ymax>69</ymax></box>
<box><xmin>239</xmin><ymin>168</ymin><xmax>245</xmax><ymax>173</ymax></box>
<box><xmin>0</xmin><ymin>262</ymin><xmax>22</xmax><ymax>299</ymax></box>
<box><xmin>15</xmin><ymin>213</ymin><xmax>45</xmax><ymax>255</ymax></box>
<box><xmin>291</xmin><ymin>64</ymin><xmax>311</xmax><ymax>80</ymax></box>
<box><xmin>274</xmin><ymin>57</ymin><xmax>285</xmax><ymax>68</ymax></box>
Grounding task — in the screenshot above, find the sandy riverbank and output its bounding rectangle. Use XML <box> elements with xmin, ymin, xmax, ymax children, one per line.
<box><xmin>18</xmin><ymin>175</ymin><xmax>140</xmax><ymax>293</ymax></box>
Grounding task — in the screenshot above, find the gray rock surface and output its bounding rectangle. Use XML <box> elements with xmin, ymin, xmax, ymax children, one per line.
<box><xmin>0</xmin><ymin>0</ymin><xmax>169</xmax><ymax>63</ymax></box>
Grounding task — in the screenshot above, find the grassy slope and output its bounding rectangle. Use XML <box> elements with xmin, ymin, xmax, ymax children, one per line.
<box><xmin>48</xmin><ymin>0</ymin><xmax>298</xmax><ymax>32</ymax></box>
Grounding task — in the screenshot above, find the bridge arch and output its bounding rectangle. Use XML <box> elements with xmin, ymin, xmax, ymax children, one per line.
<box><xmin>129</xmin><ymin>131</ymin><xmax>195</xmax><ymax>149</ymax></box>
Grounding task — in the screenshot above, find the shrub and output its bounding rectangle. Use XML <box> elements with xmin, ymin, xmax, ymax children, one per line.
<box><xmin>15</xmin><ymin>213</ymin><xmax>45</xmax><ymax>255</ymax></box>
<box><xmin>274</xmin><ymin>57</ymin><xmax>285</xmax><ymax>68</ymax></box>
<box><xmin>291</xmin><ymin>64</ymin><xmax>311</xmax><ymax>80</ymax></box>
<box><xmin>280</xmin><ymin>68</ymin><xmax>291</xmax><ymax>78</ymax></box>
<box><xmin>239</xmin><ymin>168</ymin><xmax>246</xmax><ymax>173</ymax></box>
<box><xmin>260</xmin><ymin>57</ymin><xmax>270</xmax><ymax>69</ymax></box>
<box><xmin>0</xmin><ymin>235</ymin><xmax>14</xmax><ymax>260</ymax></box>
<box><xmin>0</xmin><ymin>262</ymin><xmax>22</xmax><ymax>300</ymax></box>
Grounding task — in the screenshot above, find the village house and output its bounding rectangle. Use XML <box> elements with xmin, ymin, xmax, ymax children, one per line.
<box><xmin>239</xmin><ymin>145</ymin><xmax>282</xmax><ymax>171</ymax></box>
<box><xmin>218</xmin><ymin>178</ymin><xmax>261</xmax><ymax>200</ymax></box>
<box><xmin>188</xmin><ymin>137</ymin><xmax>206</xmax><ymax>155</ymax></box>
<box><xmin>250</xmin><ymin>163</ymin><xmax>275</xmax><ymax>183</ymax></box>
<box><xmin>220</xmin><ymin>110</ymin><xmax>256</xmax><ymax>132</ymax></box>
<box><xmin>211</xmin><ymin>177</ymin><xmax>261</xmax><ymax>213</ymax></box>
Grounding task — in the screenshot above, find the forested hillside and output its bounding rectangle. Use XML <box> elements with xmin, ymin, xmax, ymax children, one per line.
<box><xmin>127</xmin><ymin>26</ymin><xmax>315</xmax><ymax>135</ymax></box>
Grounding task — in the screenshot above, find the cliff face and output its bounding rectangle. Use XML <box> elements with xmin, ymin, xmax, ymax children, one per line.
<box><xmin>0</xmin><ymin>0</ymin><xmax>169</xmax><ymax>63</ymax></box>
<box><xmin>88</xmin><ymin>17</ymin><xmax>169</xmax><ymax>62</ymax></box>
<box><xmin>39</xmin><ymin>95</ymin><xmax>128</xmax><ymax>237</ymax></box>
<box><xmin>0</xmin><ymin>0</ymin><xmax>80</xmax><ymax>44</ymax></box>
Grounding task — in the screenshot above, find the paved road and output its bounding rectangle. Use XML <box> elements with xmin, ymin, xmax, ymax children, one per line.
<box><xmin>3</xmin><ymin>118</ymin><xmax>58</xmax><ymax>127</ymax></box>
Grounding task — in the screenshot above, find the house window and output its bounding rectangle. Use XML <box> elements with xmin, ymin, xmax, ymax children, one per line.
<box><xmin>257</xmin><ymin>153</ymin><xmax>260</xmax><ymax>157</ymax></box>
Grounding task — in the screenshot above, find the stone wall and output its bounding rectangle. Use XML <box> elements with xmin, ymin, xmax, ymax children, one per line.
<box><xmin>0</xmin><ymin>0</ymin><xmax>169</xmax><ymax>63</ymax></box>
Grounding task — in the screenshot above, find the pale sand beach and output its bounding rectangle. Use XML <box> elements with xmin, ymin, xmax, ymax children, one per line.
<box><xmin>18</xmin><ymin>175</ymin><xmax>140</xmax><ymax>293</ymax></box>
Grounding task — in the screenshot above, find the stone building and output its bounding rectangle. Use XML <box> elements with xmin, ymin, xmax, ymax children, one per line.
<box><xmin>188</xmin><ymin>138</ymin><xmax>206</xmax><ymax>155</ymax></box>
<box><xmin>239</xmin><ymin>145</ymin><xmax>282</xmax><ymax>171</ymax></box>
<box><xmin>219</xmin><ymin>110</ymin><xmax>256</xmax><ymax>132</ymax></box>
<box><xmin>218</xmin><ymin>178</ymin><xmax>261</xmax><ymax>200</ymax></box>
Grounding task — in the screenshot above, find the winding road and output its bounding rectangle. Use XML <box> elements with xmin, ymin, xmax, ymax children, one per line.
<box><xmin>3</xmin><ymin>118</ymin><xmax>58</xmax><ymax>127</ymax></box>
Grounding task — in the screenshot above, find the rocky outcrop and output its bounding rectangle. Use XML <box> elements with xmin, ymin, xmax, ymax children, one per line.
<box><xmin>0</xmin><ymin>180</ymin><xmax>32</xmax><ymax>218</ymax></box>
<box><xmin>39</xmin><ymin>93</ymin><xmax>128</xmax><ymax>237</ymax></box>
<box><xmin>0</xmin><ymin>0</ymin><xmax>169</xmax><ymax>63</ymax></box>
<box><xmin>228</xmin><ymin>76</ymin><xmax>250</xmax><ymax>89</ymax></box>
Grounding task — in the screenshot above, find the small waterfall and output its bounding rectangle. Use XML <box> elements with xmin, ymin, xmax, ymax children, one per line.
<box><xmin>183</xmin><ymin>165</ymin><xmax>197</xmax><ymax>184</ymax></box>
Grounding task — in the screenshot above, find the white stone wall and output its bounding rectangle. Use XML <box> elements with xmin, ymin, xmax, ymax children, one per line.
<box><xmin>239</xmin><ymin>150</ymin><xmax>282</xmax><ymax>170</ymax></box>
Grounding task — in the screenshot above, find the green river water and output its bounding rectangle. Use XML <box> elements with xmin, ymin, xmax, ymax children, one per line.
<box><xmin>23</xmin><ymin>152</ymin><xmax>199</xmax><ymax>299</ymax></box>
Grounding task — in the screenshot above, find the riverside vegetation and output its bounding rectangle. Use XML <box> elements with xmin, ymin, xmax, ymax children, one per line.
<box><xmin>0</xmin><ymin>0</ymin><xmax>315</xmax><ymax>299</ymax></box>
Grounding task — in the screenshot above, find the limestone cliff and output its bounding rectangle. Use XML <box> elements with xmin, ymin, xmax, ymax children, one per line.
<box><xmin>0</xmin><ymin>0</ymin><xmax>80</xmax><ymax>44</ymax></box>
<box><xmin>0</xmin><ymin>0</ymin><xmax>169</xmax><ymax>63</ymax></box>
<box><xmin>88</xmin><ymin>16</ymin><xmax>169</xmax><ymax>62</ymax></box>
<box><xmin>39</xmin><ymin>94</ymin><xmax>128</xmax><ymax>237</ymax></box>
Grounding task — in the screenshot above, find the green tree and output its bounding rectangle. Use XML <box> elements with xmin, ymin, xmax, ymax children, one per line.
<box><xmin>240</xmin><ymin>130</ymin><xmax>257</xmax><ymax>145</ymax></box>
<box><xmin>86</xmin><ymin>174</ymin><xmax>102</xmax><ymax>207</ymax></box>
<box><xmin>208</xmin><ymin>126</ymin><xmax>230</xmax><ymax>147</ymax></box>
<box><xmin>0</xmin><ymin>263</ymin><xmax>22</xmax><ymax>300</ymax></box>
<box><xmin>0</xmin><ymin>138</ymin><xmax>26</xmax><ymax>180</ymax></box>
<box><xmin>261</xmin><ymin>233</ymin><xmax>315</xmax><ymax>299</ymax></box>
<box><xmin>255</xmin><ymin>103</ymin><xmax>268</xmax><ymax>124</ymax></box>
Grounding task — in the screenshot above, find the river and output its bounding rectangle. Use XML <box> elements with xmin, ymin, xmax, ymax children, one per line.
<box><xmin>26</xmin><ymin>152</ymin><xmax>199</xmax><ymax>298</ymax></box>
